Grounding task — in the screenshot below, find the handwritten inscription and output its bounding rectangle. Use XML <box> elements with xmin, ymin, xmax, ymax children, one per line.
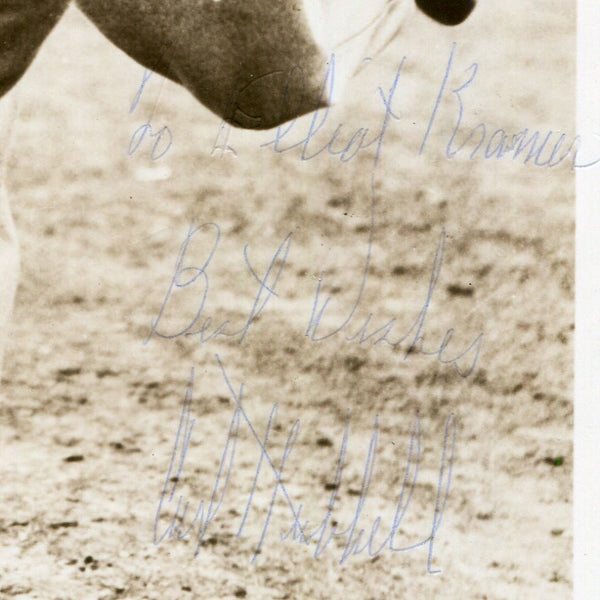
<box><xmin>255</xmin><ymin>45</ymin><xmax>592</xmax><ymax>170</ymax></box>
<box><xmin>146</xmin><ymin>222</ymin><xmax>292</xmax><ymax>345</ymax></box>
<box><xmin>140</xmin><ymin>41</ymin><xmax>574</xmax><ymax>579</ymax></box>
<box><xmin>261</xmin><ymin>55</ymin><xmax>404</xmax><ymax>168</ymax></box>
<box><xmin>420</xmin><ymin>44</ymin><xmax>591</xmax><ymax>169</ymax></box>
<box><xmin>154</xmin><ymin>358</ymin><xmax>456</xmax><ymax>570</ymax></box>
<box><xmin>128</xmin><ymin>68</ymin><xmax>173</xmax><ymax>160</ymax></box>
<box><xmin>211</xmin><ymin>120</ymin><xmax>238</xmax><ymax>158</ymax></box>
<box><xmin>305</xmin><ymin>181</ymin><xmax>482</xmax><ymax>377</ymax></box>
<box><xmin>145</xmin><ymin>215</ymin><xmax>482</xmax><ymax>375</ymax></box>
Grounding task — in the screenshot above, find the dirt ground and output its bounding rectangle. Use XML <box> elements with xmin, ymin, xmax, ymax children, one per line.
<box><xmin>0</xmin><ymin>2</ymin><xmax>573</xmax><ymax>599</ymax></box>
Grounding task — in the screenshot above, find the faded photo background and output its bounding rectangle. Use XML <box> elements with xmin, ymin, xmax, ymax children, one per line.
<box><xmin>1</xmin><ymin>1</ymin><xmax>573</xmax><ymax>599</ymax></box>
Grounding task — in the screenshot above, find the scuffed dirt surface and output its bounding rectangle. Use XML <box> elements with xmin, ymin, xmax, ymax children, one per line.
<box><xmin>1</xmin><ymin>2</ymin><xmax>572</xmax><ymax>599</ymax></box>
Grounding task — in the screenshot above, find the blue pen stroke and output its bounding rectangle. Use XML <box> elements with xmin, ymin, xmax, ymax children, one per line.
<box><xmin>128</xmin><ymin>67</ymin><xmax>173</xmax><ymax>160</ymax></box>
<box><xmin>154</xmin><ymin>357</ymin><xmax>458</xmax><ymax>570</ymax></box>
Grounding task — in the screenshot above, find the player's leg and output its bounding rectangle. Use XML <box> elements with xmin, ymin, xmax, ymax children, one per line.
<box><xmin>0</xmin><ymin>1</ymin><xmax>70</xmax><ymax>377</ymax></box>
<box><xmin>0</xmin><ymin>1</ymin><xmax>70</xmax><ymax>97</ymax></box>
<box><xmin>76</xmin><ymin>0</ymin><xmax>330</xmax><ymax>129</ymax></box>
<box><xmin>0</xmin><ymin>94</ymin><xmax>19</xmax><ymax>379</ymax></box>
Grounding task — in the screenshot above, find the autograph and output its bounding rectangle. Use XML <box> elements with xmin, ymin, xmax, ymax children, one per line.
<box><xmin>154</xmin><ymin>357</ymin><xmax>457</xmax><ymax>571</ymax></box>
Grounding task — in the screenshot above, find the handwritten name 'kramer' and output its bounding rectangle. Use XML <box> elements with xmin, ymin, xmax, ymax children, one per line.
<box><xmin>154</xmin><ymin>357</ymin><xmax>456</xmax><ymax>571</ymax></box>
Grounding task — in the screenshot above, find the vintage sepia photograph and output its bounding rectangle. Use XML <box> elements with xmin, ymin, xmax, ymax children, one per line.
<box><xmin>1</xmin><ymin>1</ymin><xmax>575</xmax><ymax>598</ymax></box>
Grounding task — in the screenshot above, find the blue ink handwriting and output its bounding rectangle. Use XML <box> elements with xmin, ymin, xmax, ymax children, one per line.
<box><xmin>261</xmin><ymin>54</ymin><xmax>404</xmax><ymax>168</ymax></box>
<box><xmin>145</xmin><ymin>222</ymin><xmax>292</xmax><ymax>345</ymax></box>
<box><xmin>128</xmin><ymin>68</ymin><xmax>173</xmax><ymax>160</ymax></box>
<box><xmin>146</xmin><ymin>197</ymin><xmax>483</xmax><ymax>376</ymax></box>
<box><xmin>305</xmin><ymin>175</ymin><xmax>483</xmax><ymax>377</ymax></box>
<box><xmin>211</xmin><ymin>120</ymin><xmax>238</xmax><ymax>158</ymax></box>
<box><xmin>254</xmin><ymin>44</ymin><xmax>593</xmax><ymax>170</ymax></box>
<box><xmin>154</xmin><ymin>357</ymin><xmax>457</xmax><ymax>570</ymax></box>
<box><xmin>420</xmin><ymin>43</ymin><xmax>594</xmax><ymax>169</ymax></box>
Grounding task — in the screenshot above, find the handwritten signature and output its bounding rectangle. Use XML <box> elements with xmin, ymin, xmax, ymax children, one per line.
<box><xmin>154</xmin><ymin>357</ymin><xmax>456</xmax><ymax>570</ymax></box>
